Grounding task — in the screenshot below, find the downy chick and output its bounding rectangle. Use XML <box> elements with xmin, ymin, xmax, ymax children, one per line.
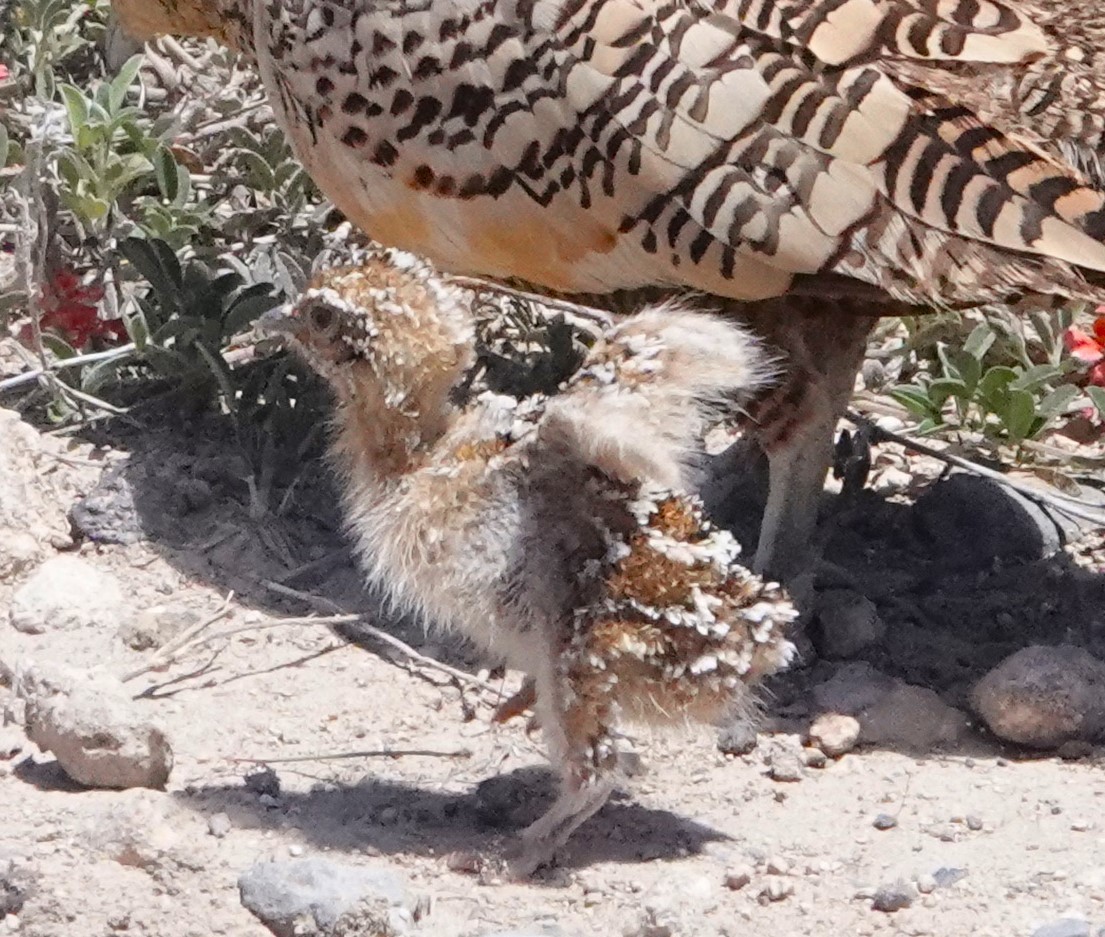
<box><xmin>267</xmin><ymin>251</ymin><xmax>797</xmax><ymax>876</ymax></box>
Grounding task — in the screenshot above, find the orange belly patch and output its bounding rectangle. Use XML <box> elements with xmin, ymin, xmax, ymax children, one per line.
<box><xmin>461</xmin><ymin>210</ymin><xmax>620</xmax><ymax>292</ymax></box>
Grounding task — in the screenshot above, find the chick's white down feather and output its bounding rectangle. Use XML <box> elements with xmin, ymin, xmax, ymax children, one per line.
<box><xmin>278</xmin><ymin>250</ymin><xmax>797</xmax><ymax>876</ymax></box>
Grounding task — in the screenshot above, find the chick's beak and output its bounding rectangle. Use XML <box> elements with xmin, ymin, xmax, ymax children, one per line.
<box><xmin>256</xmin><ymin>304</ymin><xmax>304</xmax><ymax>339</ymax></box>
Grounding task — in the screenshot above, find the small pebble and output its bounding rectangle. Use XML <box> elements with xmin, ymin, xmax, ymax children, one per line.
<box><xmin>759</xmin><ymin>878</ymin><xmax>793</xmax><ymax>903</ymax></box>
<box><xmin>445</xmin><ymin>851</ymin><xmax>481</xmax><ymax>874</ymax></box>
<box><xmin>873</xmin><ymin>814</ymin><xmax>897</xmax><ymax>831</ymax></box>
<box><xmin>244</xmin><ymin>767</ymin><xmax>280</xmax><ymax>798</ymax></box>
<box><xmin>915</xmin><ymin>874</ymin><xmax>936</xmax><ymax>895</ymax></box>
<box><xmin>802</xmin><ymin>748</ymin><xmax>827</xmax><ymax>769</ymax></box>
<box><xmin>207</xmin><ymin>813</ymin><xmax>231</xmax><ymax>838</ymax></box>
<box><xmin>1057</xmin><ymin>740</ymin><xmax>1094</xmax><ymax>760</ymax></box>
<box><xmin>966</xmin><ymin>815</ymin><xmax>983</xmax><ymax>831</ymax></box>
<box><xmin>767</xmin><ymin>751</ymin><xmax>804</xmax><ymax>783</ymax></box>
<box><xmin>871</xmin><ymin>882</ymin><xmax>916</xmax><ymax>913</ymax></box>
<box><xmin>932</xmin><ymin>867</ymin><xmax>968</xmax><ymax>888</ymax></box>
<box><xmin>288</xmin><ymin>844</ymin><xmax>304</xmax><ymax>857</ymax></box>
<box><xmin>724</xmin><ymin>867</ymin><xmax>753</xmax><ymax>891</ymax></box>
<box><xmin>765</xmin><ymin>856</ymin><xmax>790</xmax><ymax>876</ymax></box>
<box><xmin>717</xmin><ymin>722</ymin><xmax>759</xmax><ymax>756</ymax></box>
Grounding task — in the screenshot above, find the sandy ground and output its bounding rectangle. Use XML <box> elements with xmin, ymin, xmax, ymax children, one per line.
<box><xmin>1</xmin><ymin>393</ymin><xmax>1104</xmax><ymax>937</ymax></box>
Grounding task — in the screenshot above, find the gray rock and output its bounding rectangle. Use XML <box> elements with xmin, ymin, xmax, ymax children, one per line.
<box><xmin>244</xmin><ymin>766</ymin><xmax>282</xmax><ymax>798</ymax></box>
<box><xmin>238</xmin><ymin>859</ymin><xmax>412</xmax><ymax>937</ymax></box>
<box><xmin>931</xmin><ymin>867</ymin><xmax>968</xmax><ymax>888</ymax></box>
<box><xmin>9</xmin><ymin>556</ymin><xmax>129</xmax><ymax>635</ymax></box>
<box><xmin>913</xmin><ymin>473</ymin><xmax>1063</xmax><ymax>569</ymax></box>
<box><xmin>871</xmin><ymin>881</ymin><xmax>916</xmax><ymax>913</ymax></box>
<box><xmin>15</xmin><ymin>662</ymin><xmax>172</xmax><ymax>789</ymax></box>
<box><xmin>971</xmin><ymin>645</ymin><xmax>1105</xmax><ymax>749</ymax></box>
<box><xmin>814</xmin><ymin>589</ymin><xmax>885</xmax><ymax>659</ymax></box>
<box><xmin>767</xmin><ymin>749</ymin><xmax>804</xmax><ymax>782</ymax></box>
<box><xmin>717</xmin><ymin>720</ymin><xmax>758</xmax><ymax>756</ymax></box>
<box><xmin>69</xmin><ymin>463</ymin><xmax>143</xmax><ymax>545</ymax></box>
<box><xmin>860</xmin><ymin>682</ymin><xmax>967</xmax><ymax>751</ymax></box>
<box><xmin>1032</xmin><ymin>920</ymin><xmax>1091</xmax><ymax>937</ymax></box>
<box><xmin>873</xmin><ymin>814</ymin><xmax>897</xmax><ymax>830</ymax></box>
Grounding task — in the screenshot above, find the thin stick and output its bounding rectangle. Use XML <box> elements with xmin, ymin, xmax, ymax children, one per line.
<box><xmin>449</xmin><ymin>276</ymin><xmax>615</xmax><ymax>330</ymax></box>
<box><xmin>231</xmin><ymin>747</ymin><xmax>471</xmax><ymax>765</ymax></box>
<box><xmin>845</xmin><ymin>409</ymin><xmax>1105</xmax><ymax>525</ymax></box>
<box><xmin>0</xmin><ymin>344</ymin><xmax>136</xmax><ymax>393</ymax></box>
<box><xmin>121</xmin><ymin>594</ymin><xmax>235</xmax><ymax>682</ymax></box>
<box><xmin>261</xmin><ymin>580</ymin><xmax>502</xmax><ymax>693</ymax></box>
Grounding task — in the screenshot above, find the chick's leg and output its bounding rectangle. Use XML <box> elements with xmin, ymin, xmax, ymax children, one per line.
<box><xmin>508</xmin><ymin>770</ymin><xmax>615</xmax><ymax>879</ymax></box>
<box><xmin>506</xmin><ymin>670</ymin><xmax>618</xmax><ymax>878</ymax></box>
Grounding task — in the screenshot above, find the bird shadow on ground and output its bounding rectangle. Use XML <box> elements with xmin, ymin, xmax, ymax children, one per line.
<box><xmin>176</xmin><ymin>765</ymin><xmax>727</xmax><ymax>879</ymax></box>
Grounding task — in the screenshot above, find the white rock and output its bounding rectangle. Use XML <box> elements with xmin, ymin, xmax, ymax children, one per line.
<box><xmin>971</xmin><ymin>645</ymin><xmax>1105</xmax><ymax>749</ymax></box>
<box><xmin>15</xmin><ymin>661</ymin><xmax>172</xmax><ymax>789</ymax></box>
<box><xmin>808</xmin><ymin>713</ymin><xmax>860</xmax><ymax>757</ymax></box>
<box><xmin>9</xmin><ymin>556</ymin><xmax>128</xmax><ymax>634</ymax></box>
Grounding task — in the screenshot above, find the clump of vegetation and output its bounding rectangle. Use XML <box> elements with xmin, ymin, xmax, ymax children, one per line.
<box><xmin>888</xmin><ymin>307</ymin><xmax>1104</xmax><ymax>446</ymax></box>
<box><xmin>0</xmin><ymin>0</ymin><xmax>342</xmax><ymax>506</ymax></box>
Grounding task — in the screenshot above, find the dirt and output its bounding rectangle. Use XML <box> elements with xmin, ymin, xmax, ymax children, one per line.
<box><xmin>1</xmin><ymin>392</ymin><xmax>1105</xmax><ymax>937</ymax></box>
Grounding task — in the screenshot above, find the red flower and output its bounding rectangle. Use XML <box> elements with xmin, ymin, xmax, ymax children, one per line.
<box><xmin>0</xmin><ymin>65</ymin><xmax>10</xmax><ymax>83</ymax></box>
<box><xmin>1063</xmin><ymin>313</ymin><xmax>1105</xmax><ymax>387</ymax></box>
<box><xmin>17</xmin><ymin>268</ymin><xmax>128</xmax><ymax>350</ymax></box>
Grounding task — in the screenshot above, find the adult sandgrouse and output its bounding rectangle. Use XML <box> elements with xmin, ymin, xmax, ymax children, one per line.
<box><xmin>112</xmin><ymin>0</ymin><xmax>1105</xmax><ymax>585</ymax></box>
<box><xmin>264</xmin><ymin>251</ymin><xmax>797</xmax><ymax>875</ymax></box>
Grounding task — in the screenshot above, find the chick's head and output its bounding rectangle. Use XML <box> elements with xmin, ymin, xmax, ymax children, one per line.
<box><xmin>270</xmin><ymin>254</ymin><xmax>476</xmax><ymax>410</ymax></box>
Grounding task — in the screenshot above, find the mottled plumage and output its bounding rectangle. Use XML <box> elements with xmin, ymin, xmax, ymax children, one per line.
<box><xmin>265</xmin><ymin>251</ymin><xmax>796</xmax><ymax>875</ymax></box>
<box><xmin>114</xmin><ymin>0</ymin><xmax>1105</xmax><ymax>583</ymax></box>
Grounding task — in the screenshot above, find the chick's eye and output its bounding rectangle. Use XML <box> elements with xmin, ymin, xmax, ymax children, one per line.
<box><xmin>308</xmin><ymin>303</ymin><xmax>335</xmax><ymax>332</ymax></box>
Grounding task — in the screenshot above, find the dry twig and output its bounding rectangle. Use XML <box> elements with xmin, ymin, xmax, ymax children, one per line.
<box><xmin>261</xmin><ymin>579</ymin><xmax>503</xmax><ymax>693</ymax></box>
<box><xmin>845</xmin><ymin>409</ymin><xmax>1105</xmax><ymax>526</ymax></box>
<box><xmin>121</xmin><ymin>594</ymin><xmax>235</xmax><ymax>682</ymax></box>
<box><xmin>449</xmin><ymin>276</ymin><xmax>615</xmax><ymax>333</ymax></box>
<box><xmin>231</xmin><ymin>747</ymin><xmax>471</xmax><ymax>765</ymax></box>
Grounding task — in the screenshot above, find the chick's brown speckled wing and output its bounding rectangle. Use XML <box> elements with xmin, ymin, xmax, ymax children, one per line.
<box><xmin>562</xmin><ymin>485</ymin><xmax>796</xmax><ymax>741</ymax></box>
<box><xmin>259</xmin><ymin>0</ymin><xmax>1105</xmax><ymax>307</ymax></box>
